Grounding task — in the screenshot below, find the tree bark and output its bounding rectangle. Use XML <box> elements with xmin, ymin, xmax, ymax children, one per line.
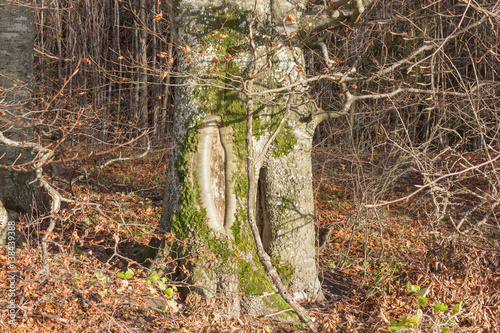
<box><xmin>0</xmin><ymin>1</ymin><xmax>41</xmax><ymax>215</ymax></box>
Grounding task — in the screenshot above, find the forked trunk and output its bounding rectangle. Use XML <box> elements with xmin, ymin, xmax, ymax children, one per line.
<box><xmin>149</xmin><ymin>0</ymin><xmax>324</xmax><ymax>316</ymax></box>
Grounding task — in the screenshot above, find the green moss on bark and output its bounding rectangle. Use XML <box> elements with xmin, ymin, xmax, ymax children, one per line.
<box><xmin>271</xmin><ymin>122</ymin><xmax>297</xmax><ymax>158</ymax></box>
<box><xmin>170</xmin><ymin>123</ymin><xmax>210</xmax><ymax>239</ymax></box>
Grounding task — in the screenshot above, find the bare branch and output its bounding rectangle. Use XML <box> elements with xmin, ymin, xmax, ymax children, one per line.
<box><xmin>365</xmin><ymin>153</ymin><xmax>500</xmax><ymax>208</ymax></box>
<box><xmin>364</xmin><ymin>15</ymin><xmax>490</xmax><ymax>82</ymax></box>
<box><xmin>302</xmin><ymin>0</ymin><xmax>376</xmax><ymax>36</ymax></box>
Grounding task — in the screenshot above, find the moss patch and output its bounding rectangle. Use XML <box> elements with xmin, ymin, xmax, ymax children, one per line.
<box><xmin>139</xmin><ymin>237</ymin><xmax>162</xmax><ymax>263</ymax></box>
<box><xmin>271</xmin><ymin>122</ymin><xmax>297</xmax><ymax>158</ymax></box>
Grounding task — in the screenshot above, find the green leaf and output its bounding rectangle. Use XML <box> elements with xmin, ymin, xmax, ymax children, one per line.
<box><xmin>452</xmin><ymin>300</ymin><xmax>463</xmax><ymax>314</ymax></box>
<box><xmin>124</xmin><ymin>268</ymin><xmax>134</xmax><ymax>279</ymax></box>
<box><xmin>161</xmin><ymin>305</ymin><xmax>168</xmax><ymax>312</ymax></box>
<box><xmin>163</xmin><ymin>287</ymin><xmax>174</xmax><ymax>297</ymax></box>
<box><xmin>90</xmin><ymin>278</ymin><xmax>97</xmax><ymax>285</ymax></box>
<box><xmin>172</xmin><ymin>285</ymin><xmax>177</xmax><ymax>292</ymax></box>
<box><xmin>95</xmin><ymin>271</ymin><xmax>108</xmax><ymax>283</ymax></box>
<box><xmin>408</xmin><ymin>314</ymin><xmax>419</xmax><ymax>326</ymax></box>
<box><xmin>406</xmin><ymin>282</ymin><xmax>420</xmax><ymax>293</ymax></box>
<box><xmin>150</xmin><ymin>273</ymin><xmax>160</xmax><ymax>281</ymax></box>
<box><xmin>157</xmin><ymin>280</ymin><xmax>167</xmax><ymax>291</ymax></box>
<box><xmin>415</xmin><ymin>288</ymin><xmax>429</xmax><ymax>297</ymax></box>
<box><xmin>417</xmin><ymin>297</ymin><xmax>428</xmax><ymax>306</ymax></box>
<box><xmin>390</xmin><ymin>318</ymin><xmax>405</xmax><ymax>331</ymax></box>
<box><xmin>389</xmin><ymin>319</ymin><xmax>399</xmax><ymax>332</ymax></box>
<box><xmin>98</xmin><ymin>289</ymin><xmax>107</xmax><ymax>298</ymax></box>
<box><xmin>433</xmin><ymin>303</ymin><xmax>449</xmax><ymax>312</ymax></box>
<box><xmin>117</xmin><ymin>269</ymin><xmax>134</xmax><ymax>279</ymax></box>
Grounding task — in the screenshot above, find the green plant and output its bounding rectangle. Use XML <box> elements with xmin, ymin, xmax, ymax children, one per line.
<box><xmin>98</xmin><ymin>289</ymin><xmax>107</xmax><ymax>298</ymax></box>
<box><xmin>293</xmin><ymin>322</ymin><xmax>307</xmax><ymax>329</ymax></box>
<box><xmin>116</xmin><ymin>268</ymin><xmax>134</xmax><ymax>280</ymax></box>
<box><xmin>147</xmin><ymin>273</ymin><xmax>179</xmax><ymax>309</ymax></box>
<box><xmin>389</xmin><ymin>283</ymin><xmax>463</xmax><ymax>332</ymax></box>
<box><xmin>90</xmin><ymin>270</ymin><xmax>109</xmax><ymax>284</ymax></box>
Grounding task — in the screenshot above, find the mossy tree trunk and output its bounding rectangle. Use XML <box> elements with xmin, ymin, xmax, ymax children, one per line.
<box><xmin>148</xmin><ymin>0</ymin><xmax>375</xmax><ymax>316</ymax></box>
<box><xmin>0</xmin><ymin>2</ymin><xmax>40</xmax><ymax>220</ymax></box>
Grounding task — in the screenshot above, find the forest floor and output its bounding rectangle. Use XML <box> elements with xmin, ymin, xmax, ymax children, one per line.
<box><xmin>0</xmin><ymin>145</ymin><xmax>499</xmax><ymax>332</ymax></box>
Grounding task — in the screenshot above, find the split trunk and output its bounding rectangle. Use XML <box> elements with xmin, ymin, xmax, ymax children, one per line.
<box><xmin>150</xmin><ymin>0</ymin><xmax>329</xmax><ymax>315</ymax></box>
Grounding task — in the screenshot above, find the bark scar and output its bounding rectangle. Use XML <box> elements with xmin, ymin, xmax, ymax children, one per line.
<box><xmin>193</xmin><ymin>115</ymin><xmax>238</xmax><ymax>236</ymax></box>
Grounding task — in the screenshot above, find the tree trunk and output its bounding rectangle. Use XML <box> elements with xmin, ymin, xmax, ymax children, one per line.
<box><xmin>0</xmin><ymin>1</ymin><xmax>40</xmax><ymax>215</ymax></box>
<box><xmin>145</xmin><ymin>0</ymin><xmax>373</xmax><ymax>316</ymax></box>
<box><xmin>137</xmin><ymin>0</ymin><xmax>148</xmax><ymax>134</ymax></box>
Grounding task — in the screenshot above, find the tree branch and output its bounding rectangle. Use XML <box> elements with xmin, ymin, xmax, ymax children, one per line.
<box><xmin>311</xmin><ymin>81</ymin><xmax>484</xmax><ymax>126</ymax></box>
<box><xmin>365</xmin><ymin>152</ymin><xmax>500</xmax><ymax>208</ymax></box>
<box><xmin>301</xmin><ymin>0</ymin><xmax>376</xmax><ymax>38</ymax></box>
<box><xmin>363</xmin><ymin>15</ymin><xmax>490</xmax><ymax>82</ymax></box>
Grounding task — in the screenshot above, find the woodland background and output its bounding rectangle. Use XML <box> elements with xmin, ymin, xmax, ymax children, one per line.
<box><xmin>0</xmin><ymin>0</ymin><xmax>499</xmax><ymax>332</ymax></box>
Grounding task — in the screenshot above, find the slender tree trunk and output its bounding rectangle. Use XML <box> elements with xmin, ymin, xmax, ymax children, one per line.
<box><xmin>135</xmin><ymin>0</ymin><xmax>148</xmax><ymax>139</ymax></box>
<box><xmin>160</xmin><ymin>34</ymin><xmax>173</xmax><ymax>140</ymax></box>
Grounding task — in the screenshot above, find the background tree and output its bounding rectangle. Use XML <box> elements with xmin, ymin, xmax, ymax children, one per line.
<box><xmin>0</xmin><ymin>0</ymin><xmax>42</xmax><ymax>242</ymax></box>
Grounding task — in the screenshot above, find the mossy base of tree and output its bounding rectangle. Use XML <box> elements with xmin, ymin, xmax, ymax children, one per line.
<box><xmin>241</xmin><ymin>294</ymin><xmax>298</xmax><ymax>322</ymax></box>
<box><xmin>139</xmin><ymin>237</ymin><xmax>162</xmax><ymax>264</ymax></box>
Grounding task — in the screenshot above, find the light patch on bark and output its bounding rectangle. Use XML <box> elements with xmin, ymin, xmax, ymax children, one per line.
<box><xmin>194</xmin><ymin>115</ymin><xmax>225</xmax><ymax>234</ymax></box>
<box><xmin>193</xmin><ymin>115</ymin><xmax>239</xmax><ymax>236</ymax></box>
